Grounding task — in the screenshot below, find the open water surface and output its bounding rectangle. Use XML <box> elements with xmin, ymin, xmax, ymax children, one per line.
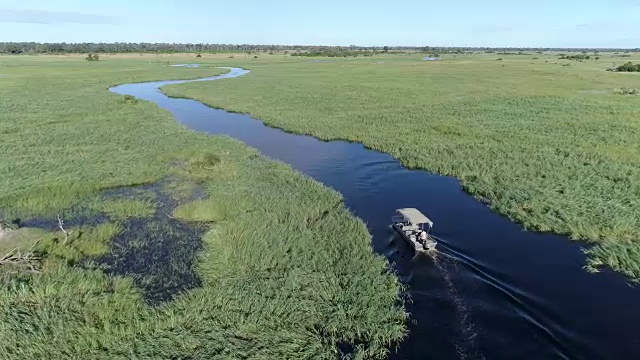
<box><xmin>110</xmin><ymin>67</ymin><xmax>640</xmax><ymax>360</ymax></box>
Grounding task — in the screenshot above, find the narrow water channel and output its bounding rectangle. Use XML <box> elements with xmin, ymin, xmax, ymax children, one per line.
<box><xmin>110</xmin><ymin>67</ymin><xmax>640</xmax><ymax>360</ymax></box>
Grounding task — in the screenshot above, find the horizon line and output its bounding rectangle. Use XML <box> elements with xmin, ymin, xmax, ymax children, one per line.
<box><xmin>1</xmin><ymin>41</ymin><xmax>639</xmax><ymax>51</ymax></box>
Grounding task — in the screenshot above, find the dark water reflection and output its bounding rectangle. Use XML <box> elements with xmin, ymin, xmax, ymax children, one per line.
<box><xmin>110</xmin><ymin>68</ymin><xmax>640</xmax><ymax>360</ymax></box>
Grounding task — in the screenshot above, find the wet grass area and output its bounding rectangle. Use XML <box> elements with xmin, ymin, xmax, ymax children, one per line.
<box><xmin>16</xmin><ymin>210</ymin><xmax>109</xmax><ymax>231</ymax></box>
<box><xmin>93</xmin><ymin>180</ymin><xmax>208</xmax><ymax>304</ymax></box>
<box><xmin>3</xmin><ymin>178</ymin><xmax>210</xmax><ymax>305</ymax></box>
<box><xmin>94</xmin><ymin>211</ymin><xmax>206</xmax><ymax>304</ymax></box>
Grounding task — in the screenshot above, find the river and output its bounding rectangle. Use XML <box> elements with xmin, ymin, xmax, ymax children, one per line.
<box><xmin>110</xmin><ymin>67</ymin><xmax>640</xmax><ymax>360</ymax></box>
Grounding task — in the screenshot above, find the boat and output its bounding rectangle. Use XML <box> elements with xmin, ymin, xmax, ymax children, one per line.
<box><xmin>391</xmin><ymin>208</ymin><xmax>437</xmax><ymax>252</ymax></box>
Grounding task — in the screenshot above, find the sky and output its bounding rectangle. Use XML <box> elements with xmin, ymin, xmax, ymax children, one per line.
<box><xmin>0</xmin><ymin>0</ymin><xmax>638</xmax><ymax>48</ymax></box>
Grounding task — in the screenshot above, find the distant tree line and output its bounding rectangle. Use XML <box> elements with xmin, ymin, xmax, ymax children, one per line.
<box><xmin>494</xmin><ymin>51</ymin><xmax>532</xmax><ymax>55</ymax></box>
<box><xmin>291</xmin><ymin>48</ymin><xmax>377</xmax><ymax>57</ymax></box>
<box><xmin>559</xmin><ymin>54</ymin><xmax>592</xmax><ymax>60</ymax></box>
<box><xmin>0</xmin><ymin>42</ymin><xmax>638</xmax><ymax>55</ymax></box>
<box><xmin>0</xmin><ymin>42</ymin><xmax>293</xmax><ymax>54</ymax></box>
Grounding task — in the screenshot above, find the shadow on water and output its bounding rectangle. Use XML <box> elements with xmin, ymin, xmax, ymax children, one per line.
<box><xmin>110</xmin><ymin>68</ymin><xmax>640</xmax><ymax>359</ymax></box>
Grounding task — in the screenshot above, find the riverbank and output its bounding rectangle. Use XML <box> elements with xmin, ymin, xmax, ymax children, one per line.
<box><xmin>0</xmin><ymin>56</ymin><xmax>406</xmax><ymax>359</ymax></box>
<box><xmin>161</xmin><ymin>53</ymin><xmax>640</xmax><ymax>280</ymax></box>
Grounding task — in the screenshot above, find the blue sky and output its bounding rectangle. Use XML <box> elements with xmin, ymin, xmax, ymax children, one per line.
<box><xmin>0</xmin><ymin>0</ymin><xmax>638</xmax><ymax>47</ymax></box>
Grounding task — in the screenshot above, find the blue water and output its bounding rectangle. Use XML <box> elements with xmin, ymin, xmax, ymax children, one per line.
<box><xmin>168</xmin><ymin>64</ymin><xmax>201</xmax><ymax>68</ymax></box>
<box><xmin>110</xmin><ymin>68</ymin><xmax>640</xmax><ymax>360</ymax></box>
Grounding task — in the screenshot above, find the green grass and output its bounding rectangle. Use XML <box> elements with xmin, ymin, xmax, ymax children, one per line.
<box><xmin>585</xmin><ymin>240</ymin><xmax>640</xmax><ymax>280</ymax></box>
<box><xmin>0</xmin><ymin>55</ymin><xmax>405</xmax><ymax>359</ymax></box>
<box><xmin>0</xmin><ymin>56</ymin><xmax>224</xmax><ymax>219</ymax></box>
<box><xmin>37</xmin><ymin>222</ymin><xmax>123</xmax><ymax>265</ymax></box>
<box><xmin>92</xmin><ymin>198</ymin><xmax>156</xmax><ymax>220</ymax></box>
<box><xmin>173</xmin><ymin>199</ymin><xmax>227</xmax><ymax>222</ymax></box>
<box><xmin>162</xmin><ymin>52</ymin><xmax>640</xmax><ymax>279</ymax></box>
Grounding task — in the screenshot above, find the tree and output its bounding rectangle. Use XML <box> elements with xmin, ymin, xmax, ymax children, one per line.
<box><xmin>4</xmin><ymin>43</ymin><xmax>22</xmax><ymax>54</ymax></box>
<box><xmin>615</xmin><ymin>62</ymin><xmax>640</xmax><ymax>72</ymax></box>
<box><xmin>85</xmin><ymin>53</ymin><xmax>99</xmax><ymax>61</ymax></box>
<box><xmin>1</xmin><ymin>42</ymin><xmax>637</xmax><ymax>56</ymax></box>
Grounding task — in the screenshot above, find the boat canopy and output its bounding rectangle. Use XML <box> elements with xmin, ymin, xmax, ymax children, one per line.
<box><xmin>397</xmin><ymin>208</ymin><xmax>433</xmax><ymax>226</ymax></box>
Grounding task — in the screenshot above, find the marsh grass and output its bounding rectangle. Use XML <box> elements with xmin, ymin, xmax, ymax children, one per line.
<box><xmin>189</xmin><ymin>152</ymin><xmax>222</xmax><ymax>170</ymax></box>
<box><xmin>2</xmin><ymin>155</ymin><xmax>407</xmax><ymax>358</ymax></box>
<box><xmin>162</xmin><ymin>178</ymin><xmax>203</xmax><ymax>201</ymax></box>
<box><xmin>92</xmin><ymin>198</ymin><xmax>156</xmax><ymax>220</ymax></box>
<box><xmin>37</xmin><ymin>222</ymin><xmax>122</xmax><ymax>266</ymax></box>
<box><xmin>0</xmin><ymin>57</ymin><xmax>224</xmax><ymax>221</ymax></box>
<box><xmin>585</xmin><ymin>240</ymin><xmax>640</xmax><ymax>280</ymax></box>
<box><xmin>163</xmin><ymin>52</ymin><xmax>640</xmax><ymax>280</ymax></box>
<box><xmin>0</xmin><ymin>56</ymin><xmax>405</xmax><ymax>359</ymax></box>
<box><xmin>173</xmin><ymin>199</ymin><xmax>227</xmax><ymax>222</ymax></box>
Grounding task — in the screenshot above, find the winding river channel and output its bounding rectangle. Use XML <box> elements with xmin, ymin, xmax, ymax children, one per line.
<box><xmin>110</xmin><ymin>67</ymin><xmax>640</xmax><ymax>360</ymax></box>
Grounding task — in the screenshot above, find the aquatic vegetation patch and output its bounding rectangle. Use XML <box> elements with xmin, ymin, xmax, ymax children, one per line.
<box><xmin>95</xmin><ymin>215</ymin><xmax>206</xmax><ymax>304</ymax></box>
<box><xmin>89</xmin><ymin>179</ymin><xmax>209</xmax><ymax>304</ymax></box>
<box><xmin>37</xmin><ymin>222</ymin><xmax>122</xmax><ymax>266</ymax></box>
<box><xmin>91</xmin><ymin>198</ymin><xmax>156</xmax><ymax>220</ymax></box>
<box><xmin>172</xmin><ymin>199</ymin><xmax>227</xmax><ymax>223</ymax></box>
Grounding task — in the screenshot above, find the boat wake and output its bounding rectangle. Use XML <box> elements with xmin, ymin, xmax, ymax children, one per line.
<box><xmin>431</xmin><ymin>252</ymin><xmax>485</xmax><ymax>360</ymax></box>
<box><xmin>431</xmin><ymin>236</ymin><xmax>573</xmax><ymax>360</ymax></box>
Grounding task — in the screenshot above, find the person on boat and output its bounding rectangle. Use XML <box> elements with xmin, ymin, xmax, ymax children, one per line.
<box><xmin>418</xmin><ymin>230</ymin><xmax>428</xmax><ymax>243</ymax></box>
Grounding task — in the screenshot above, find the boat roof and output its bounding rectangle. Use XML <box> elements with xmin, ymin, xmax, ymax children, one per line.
<box><xmin>397</xmin><ymin>208</ymin><xmax>433</xmax><ymax>226</ymax></box>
